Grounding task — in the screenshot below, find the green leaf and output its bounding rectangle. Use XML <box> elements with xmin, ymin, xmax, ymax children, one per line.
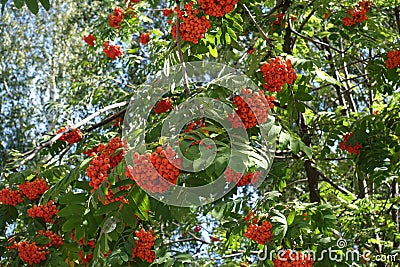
<box><xmin>300</xmin><ymin>142</ymin><xmax>312</xmax><ymax>159</ymax></box>
<box><xmin>57</xmin><ymin>204</ymin><xmax>85</xmax><ymax>217</ymax></box>
<box><xmin>315</xmin><ymin>69</ymin><xmax>341</xmax><ymax>86</ymax></box>
<box><xmin>38</xmin><ymin>0</ymin><xmax>49</xmax><ymax>10</ymax></box>
<box><xmin>295</xmin><ymin>92</ymin><xmax>313</xmax><ymax>101</ymax></box>
<box><xmin>121</xmin><ymin>204</ymin><xmax>137</xmax><ymax>226</ymax></box>
<box><xmin>62</xmin><ymin>217</ymin><xmax>82</xmax><ymax>232</ymax></box>
<box><xmin>287</xmin><ymin>210</ymin><xmax>296</xmax><ymax>225</ymax></box>
<box><xmin>25</xmin><ymin>0</ymin><xmax>38</xmax><ymax>14</ymax></box>
<box><xmin>224</xmin><ymin>32</ymin><xmax>231</xmax><ymax>45</ymax></box>
<box><xmin>208</xmin><ymin>45</ymin><xmax>218</xmax><ymax>58</ymax></box>
<box><xmin>58</xmin><ymin>193</ymin><xmax>88</xmax><ymax>205</ymax></box>
<box><xmin>290</xmin><ymin>137</ymin><xmax>300</xmax><ymax>154</ymax></box>
<box><xmin>94</xmin><ymin>201</ymin><xmax>121</xmax><ymax>216</ymax></box>
<box><xmin>13</xmin><ymin>0</ymin><xmax>23</xmax><ymax>7</ymax></box>
<box><xmin>35</xmin><ymin>235</ymin><xmax>51</xmax><ymax>245</ymax></box>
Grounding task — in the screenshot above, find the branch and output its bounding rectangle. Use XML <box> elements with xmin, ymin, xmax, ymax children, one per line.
<box><xmin>18</xmin><ymin>101</ymin><xmax>129</xmax><ymax>166</ymax></box>
<box><xmin>288</xmin><ymin>18</ymin><xmax>343</xmax><ymax>54</ymax></box>
<box><xmin>291</xmin><ymin>8</ymin><xmax>316</xmax><ymax>50</ymax></box>
<box><xmin>164</xmin><ymin>236</ymin><xmax>210</xmax><ymax>246</ymax></box>
<box><xmin>175</xmin><ymin>0</ymin><xmax>190</xmax><ymax>95</ymax></box>
<box><xmin>285</xmin><ymin>179</ymin><xmax>308</xmax><ymax>188</ymax></box>
<box><xmin>242</xmin><ymin>4</ymin><xmax>274</xmax><ymax>45</ymax></box>
<box><xmin>84</xmin><ymin>107</ymin><xmax>126</xmax><ymax>133</ymax></box>
<box><xmin>395</xmin><ymin>3</ymin><xmax>400</xmax><ymax>35</ymax></box>
<box><xmin>317</xmin><ymin>169</ymin><xmax>353</xmax><ymax>195</ymax></box>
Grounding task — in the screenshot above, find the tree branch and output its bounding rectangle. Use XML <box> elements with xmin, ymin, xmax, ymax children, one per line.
<box><xmin>395</xmin><ymin>3</ymin><xmax>400</xmax><ymax>35</ymax></box>
<box><xmin>17</xmin><ymin>101</ymin><xmax>129</xmax><ymax>166</ymax></box>
<box><xmin>242</xmin><ymin>3</ymin><xmax>274</xmax><ymax>45</ymax></box>
<box><xmin>317</xmin><ymin>169</ymin><xmax>353</xmax><ymax>195</ymax></box>
<box><xmin>175</xmin><ymin>0</ymin><xmax>190</xmax><ymax>95</ymax></box>
<box><xmin>288</xmin><ymin>18</ymin><xmax>344</xmax><ymax>54</ymax></box>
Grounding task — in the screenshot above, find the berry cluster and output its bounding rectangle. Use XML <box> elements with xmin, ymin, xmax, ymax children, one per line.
<box><xmin>339</xmin><ymin>132</ymin><xmax>362</xmax><ymax>155</ymax></box>
<box><xmin>132</xmin><ymin>228</ymin><xmax>156</xmax><ymax>263</ymax></box>
<box><xmin>265</xmin><ymin>95</ymin><xmax>275</xmax><ymax>109</ymax></box>
<box><xmin>71</xmin><ymin>233</ymin><xmax>96</xmax><ymax>248</ymax></box>
<box><xmin>224</xmin><ymin>168</ymin><xmax>262</xmax><ymax>186</ymax></box>
<box><xmin>244</xmin><ymin>212</ymin><xmax>273</xmax><ymax>245</ymax></box>
<box><xmin>385</xmin><ymin>50</ymin><xmax>400</xmax><ymax>69</ymax></box>
<box><xmin>100</xmin><ymin>184</ymin><xmax>131</xmax><ymax>205</ymax></box>
<box><xmin>171</xmin><ymin>2</ymin><xmax>211</xmax><ymax>44</ymax></box>
<box><xmin>273</xmin><ymin>250</ymin><xmax>314</xmax><ymax>267</ymax></box>
<box><xmin>78</xmin><ymin>250</ymin><xmax>94</xmax><ymax>266</ymax></box>
<box><xmin>57</xmin><ymin>126</ymin><xmax>83</xmax><ymax>144</ymax></box>
<box><xmin>103</xmin><ymin>41</ymin><xmax>123</xmax><ymax>60</ymax></box>
<box><xmin>37</xmin><ymin>230</ymin><xmax>63</xmax><ymax>248</ymax></box>
<box><xmin>113</xmin><ymin>117</ymin><xmax>124</xmax><ymax>127</ymax></box>
<box><xmin>163</xmin><ymin>8</ymin><xmax>173</xmax><ymax>17</ymax></box>
<box><xmin>19</xmin><ymin>178</ymin><xmax>49</xmax><ymax>200</ymax></box>
<box><xmin>126</xmin><ymin>146</ymin><xmax>182</xmax><ymax>193</ymax></box>
<box><xmin>184</xmin><ymin>119</ymin><xmax>206</xmax><ymax>133</ymax></box>
<box><xmin>197</xmin><ymin>0</ymin><xmax>238</xmax><ymax>17</ymax></box>
<box><xmin>273</xmin><ymin>13</ymin><xmax>284</xmax><ymax>25</ymax></box>
<box><xmin>83</xmin><ymin>34</ymin><xmax>96</xmax><ymax>46</ymax></box>
<box><xmin>27</xmin><ymin>200</ymin><xmax>58</xmax><ymax>223</ymax></box>
<box><xmin>260</xmin><ymin>57</ymin><xmax>297</xmax><ymax>93</ymax></box>
<box><xmin>153</xmin><ymin>97</ymin><xmax>173</xmax><ymax>114</ymax></box>
<box><xmin>193</xmin><ymin>225</ymin><xmax>202</xmax><ymax>232</ymax></box>
<box><xmin>109</xmin><ymin>7</ymin><xmax>124</xmax><ymax>29</ymax></box>
<box><xmin>228</xmin><ymin>89</ymin><xmax>270</xmax><ymax>129</ymax></box>
<box><xmin>0</xmin><ymin>188</ymin><xmax>23</xmax><ymax>206</ymax></box>
<box><xmin>139</xmin><ymin>32</ymin><xmax>150</xmax><ymax>45</ymax></box>
<box><xmin>86</xmin><ymin>137</ymin><xmax>125</xmax><ymax>190</ymax></box>
<box><xmin>8</xmin><ymin>241</ymin><xmax>48</xmax><ymax>265</ymax></box>
<box><xmin>342</xmin><ymin>1</ymin><xmax>371</xmax><ymax>26</ymax></box>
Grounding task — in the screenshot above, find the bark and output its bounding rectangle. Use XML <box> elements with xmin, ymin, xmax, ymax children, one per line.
<box><xmin>392</xmin><ymin>178</ymin><xmax>399</xmax><ymax>248</ymax></box>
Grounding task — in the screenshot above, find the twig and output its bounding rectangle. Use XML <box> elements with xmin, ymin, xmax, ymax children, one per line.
<box><xmin>164</xmin><ymin>236</ymin><xmax>209</xmax><ymax>246</ymax></box>
<box><xmin>317</xmin><ymin>170</ymin><xmax>353</xmax><ymax>195</ymax></box>
<box><xmin>395</xmin><ymin>3</ymin><xmax>400</xmax><ymax>34</ymax></box>
<box><xmin>175</xmin><ymin>0</ymin><xmax>190</xmax><ymax>95</ymax></box>
<box><xmin>242</xmin><ymin>4</ymin><xmax>274</xmax><ymax>45</ymax></box>
<box><xmin>285</xmin><ymin>179</ymin><xmax>308</xmax><ymax>188</ymax></box>
<box><xmin>18</xmin><ymin>101</ymin><xmax>129</xmax><ymax>166</ymax></box>
<box><xmin>291</xmin><ymin>8</ymin><xmax>316</xmax><ymax>50</ymax></box>
<box><xmin>84</xmin><ymin>108</ymin><xmax>127</xmax><ymax>133</ymax></box>
<box><xmin>288</xmin><ymin>18</ymin><xmax>343</xmax><ymax>54</ymax></box>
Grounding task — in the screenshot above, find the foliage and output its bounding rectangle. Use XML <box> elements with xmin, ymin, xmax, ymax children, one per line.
<box><xmin>0</xmin><ymin>0</ymin><xmax>399</xmax><ymax>266</ymax></box>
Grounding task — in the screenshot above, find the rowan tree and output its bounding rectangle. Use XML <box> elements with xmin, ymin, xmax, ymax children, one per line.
<box><xmin>0</xmin><ymin>0</ymin><xmax>399</xmax><ymax>266</ymax></box>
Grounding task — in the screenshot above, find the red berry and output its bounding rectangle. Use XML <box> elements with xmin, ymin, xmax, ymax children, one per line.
<box><xmin>27</xmin><ymin>200</ymin><xmax>58</xmax><ymax>223</ymax></box>
<box><xmin>339</xmin><ymin>132</ymin><xmax>362</xmax><ymax>155</ymax></box>
<box><xmin>109</xmin><ymin>7</ymin><xmax>124</xmax><ymax>29</ymax></box>
<box><xmin>228</xmin><ymin>89</ymin><xmax>272</xmax><ymax>129</ymax></box>
<box><xmin>0</xmin><ymin>188</ymin><xmax>23</xmax><ymax>206</ymax></box>
<box><xmin>19</xmin><ymin>178</ymin><xmax>49</xmax><ymax>200</ymax></box>
<box><xmin>386</xmin><ymin>50</ymin><xmax>400</xmax><ymax>69</ymax></box>
<box><xmin>171</xmin><ymin>2</ymin><xmax>210</xmax><ymax>44</ymax></box>
<box><xmin>57</xmin><ymin>126</ymin><xmax>83</xmax><ymax>144</ymax></box>
<box><xmin>260</xmin><ymin>57</ymin><xmax>297</xmax><ymax>93</ymax></box>
<box><xmin>126</xmin><ymin>146</ymin><xmax>181</xmax><ymax>193</ymax></box>
<box><xmin>132</xmin><ymin>229</ymin><xmax>156</xmax><ymax>263</ymax></box>
<box><xmin>153</xmin><ymin>98</ymin><xmax>173</xmax><ymax>114</ymax></box>
<box><xmin>197</xmin><ymin>0</ymin><xmax>238</xmax><ymax>17</ymax></box>
<box><xmin>103</xmin><ymin>41</ymin><xmax>123</xmax><ymax>60</ymax></box>
<box><xmin>139</xmin><ymin>32</ymin><xmax>150</xmax><ymax>45</ymax></box>
<box><xmin>83</xmin><ymin>34</ymin><xmax>96</xmax><ymax>46</ymax></box>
